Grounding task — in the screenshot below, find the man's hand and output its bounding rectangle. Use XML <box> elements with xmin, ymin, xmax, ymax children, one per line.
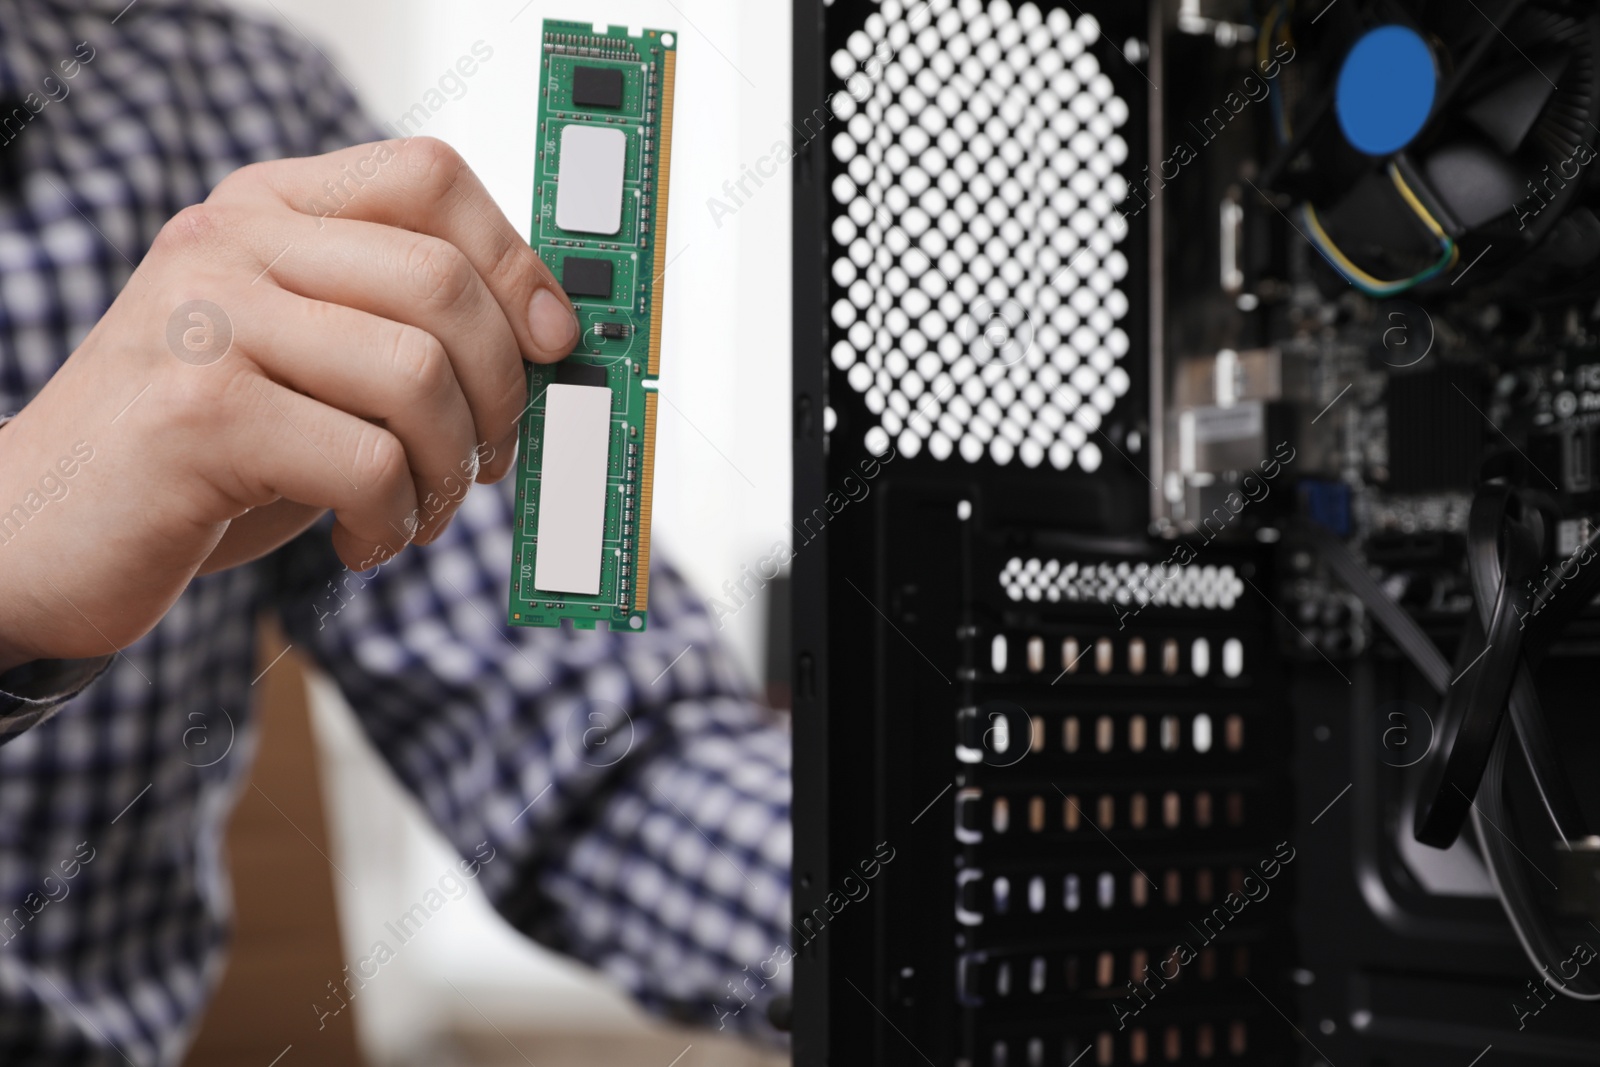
<box><xmin>0</xmin><ymin>138</ymin><xmax>578</xmax><ymax>670</ymax></box>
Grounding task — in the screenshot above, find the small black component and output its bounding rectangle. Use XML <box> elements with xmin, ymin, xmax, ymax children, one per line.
<box><xmin>561</xmin><ymin>256</ymin><xmax>614</xmax><ymax>299</ymax></box>
<box><xmin>1386</xmin><ymin>364</ymin><xmax>1483</xmax><ymax>493</ymax></box>
<box><xmin>598</xmin><ymin>322</ymin><xmax>629</xmax><ymax>340</ymax></box>
<box><xmin>573</xmin><ymin>66</ymin><xmax>625</xmax><ymax>109</ymax></box>
<box><xmin>554</xmin><ymin>360</ymin><xmax>608</xmax><ymax>388</ymax></box>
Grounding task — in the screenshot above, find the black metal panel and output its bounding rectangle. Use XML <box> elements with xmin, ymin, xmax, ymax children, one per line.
<box><xmin>791</xmin><ymin>3</ymin><xmax>1299</xmax><ymax>1062</ymax></box>
<box><xmin>1289</xmin><ymin>644</ymin><xmax>1600</xmax><ymax>1064</ymax></box>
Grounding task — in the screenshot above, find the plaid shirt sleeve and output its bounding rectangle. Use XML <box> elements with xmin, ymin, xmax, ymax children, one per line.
<box><xmin>269</xmin><ymin>484</ymin><xmax>792</xmax><ymax>1038</ymax></box>
<box><xmin>267</xmin><ymin>52</ymin><xmax>792</xmax><ymax>1038</ymax></box>
<box><xmin>0</xmin><ymin>655</ymin><xmax>113</xmax><ymax>742</ymax></box>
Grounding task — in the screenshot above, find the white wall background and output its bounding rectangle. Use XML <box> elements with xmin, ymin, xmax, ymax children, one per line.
<box><xmin>224</xmin><ymin>0</ymin><xmax>794</xmax><ymax>1059</ymax></box>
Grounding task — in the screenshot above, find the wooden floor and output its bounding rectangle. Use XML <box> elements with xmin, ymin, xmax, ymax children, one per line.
<box><xmin>412</xmin><ymin>1031</ymin><xmax>787</xmax><ymax>1067</ymax></box>
<box><xmin>185</xmin><ymin>626</ymin><xmax>363</xmax><ymax>1066</ymax></box>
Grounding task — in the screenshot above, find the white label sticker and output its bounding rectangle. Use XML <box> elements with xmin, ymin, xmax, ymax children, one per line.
<box><xmin>535</xmin><ymin>383</ymin><xmax>613</xmax><ymax>595</ymax></box>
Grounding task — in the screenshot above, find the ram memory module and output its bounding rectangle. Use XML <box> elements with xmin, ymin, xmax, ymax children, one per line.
<box><xmin>509</xmin><ymin>20</ymin><xmax>676</xmax><ymax>631</ymax></box>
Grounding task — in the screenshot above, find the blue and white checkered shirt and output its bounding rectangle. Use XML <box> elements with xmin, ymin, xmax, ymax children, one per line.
<box><xmin>0</xmin><ymin>1</ymin><xmax>791</xmax><ymax>1062</ymax></box>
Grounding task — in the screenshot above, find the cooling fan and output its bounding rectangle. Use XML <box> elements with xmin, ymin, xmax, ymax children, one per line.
<box><xmin>1261</xmin><ymin>0</ymin><xmax>1600</xmax><ymax>298</ymax></box>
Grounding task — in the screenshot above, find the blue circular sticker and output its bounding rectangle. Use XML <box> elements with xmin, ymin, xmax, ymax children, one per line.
<box><xmin>1336</xmin><ymin>25</ymin><xmax>1438</xmax><ymax>156</ymax></box>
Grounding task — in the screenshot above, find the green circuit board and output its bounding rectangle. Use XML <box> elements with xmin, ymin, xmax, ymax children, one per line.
<box><xmin>509</xmin><ymin>20</ymin><xmax>676</xmax><ymax>631</ymax></box>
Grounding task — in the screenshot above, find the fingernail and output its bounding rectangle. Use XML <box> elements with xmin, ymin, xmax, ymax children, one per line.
<box><xmin>529</xmin><ymin>288</ymin><xmax>578</xmax><ymax>353</ymax></box>
<box><xmin>479</xmin><ymin>435</ymin><xmax>518</xmax><ymax>481</ymax></box>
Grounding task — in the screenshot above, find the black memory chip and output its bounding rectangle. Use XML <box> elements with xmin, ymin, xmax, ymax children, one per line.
<box><xmin>561</xmin><ymin>256</ymin><xmax>614</xmax><ymax>299</ymax></box>
<box><xmin>572</xmin><ymin>66</ymin><xmax>625</xmax><ymax>109</ymax></box>
<box><xmin>554</xmin><ymin>360</ymin><xmax>608</xmax><ymax>388</ymax></box>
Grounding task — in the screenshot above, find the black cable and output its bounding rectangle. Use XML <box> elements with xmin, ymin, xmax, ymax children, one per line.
<box><xmin>1297</xmin><ymin>505</ymin><xmax>1573</xmax><ymax>846</ymax></box>
<box><xmin>1309</xmin><ymin>484</ymin><xmax>1592</xmax><ymax>846</ymax></box>
<box><xmin>1462</xmin><ymin>490</ymin><xmax>1590</xmax><ymax>845</ymax></box>
<box><xmin>1305</xmin><ymin>487</ymin><xmax>1600</xmax><ymax>997</ymax></box>
<box><xmin>1475</xmin><ymin>729</ymin><xmax>1600</xmax><ymax>999</ymax></box>
<box><xmin>1415</xmin><ymin>485</ymin><xmax>1544</xmax><ymax>846</ymax></box>
<box><xmin>1459</xmin><ymin>489</ymin><xmax>1600</xmax><ymax>1000</ymax></box>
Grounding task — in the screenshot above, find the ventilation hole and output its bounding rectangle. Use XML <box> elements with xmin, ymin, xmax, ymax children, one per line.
<box><xmin>1064</xmin><ymin>795</ymin><xmax>1081</xmax><ymax>831</ymax></box>
<box><xmin>1165</xmin><ymin>1026</ymin><xmax>1183</xmax><ymax>1062</ymax></box>
<box><xmin>828</xmin><ymin>4</ymin><xmax>1130</xmax><ymax>467</ymax></box>
<box><xmin>1030</xmin><ymin>956</ymin><xmax>1048</xmax><ymax>994</ymax></box>
<box><xmin>1030</xmin><ymin>714</ymin><xmax>1045</xmax><ymax>753</ymax></box>
<box><xmin>1062</xmin><ymin>636</ymin><xmax>1082</xmax><ymax>672</ymax></box>
<box><xmin>1130</xmin><ymin>872</ymin><xmax>1148</xmax><ymax>907</ymax></box>
<box><xmin>1130</xmin><ymin>792</ymin><xmax>1148</xmax><ymax>829</ymax></box>
<box><xmin>1095</xmin><ymin>715</ymin><xmax>1114</xmax><ymax>753</ymax></box>
<box><xmin>1192</xmin><ymin>637</ymin><xmax>1211</xmax><ymax>677</ymax></box>
<box><xmin>1097</xmin><ymin>871</ymin><xmax>1115</xmax><ymax>909</ymax></box>
<box><xmin>1129</xmin><ymin>714</ymin><xmax>1147</xmax><ymax>752</ymax></box>
<box><xmin>1195</xmin><ymin>790</ymin><xmax>1213</xmax><ymax>828</ymax></box>
<box><xmin>1196</xmin><ymin>868</ymin><xmax>1214</xmax><ymax>903</ymax></box>
<box><xmin>1160</xmin><ymin>715</ymin><xmax>1180</xmax><ymax>752</ymax></box>
<box><xmin>1226</xmin><ymin>714</ymin><xmax>1244</xmax><ymax>751</ymax></box>
<box><xmin>1200</xmin><ymin>947</ymin><xmax>1218</xmax><ymax>981</ymax></box>
<box><xmin>1029</xmin><ymin>795</ymin><xmax>1046</xmax><ymax>832</ymax></box>
<box><xmin>1064</xmin><ymin>716</ymin><xmax>1080</xmax><ymax>753</ymax></box>
<box><xmin>1131</xmin><ymin>1027</ymin><xmax>1149</xmax><ymax>1065</ymax></box>
<box><xmin>1164</xmin><ymin>869</ymin><xmax>1182</xmax><ymax>905</ymax></box>
<box><xmin>993</xmin><ymin>796</ymin><xmax>1010</xmax><ymax>833</ymax></box>
<box><xmin>1000</xmin><ymin>559</ymin><xmax>1244</xmax><ymax>609</ymax></box>
<box><xmin>1162</xmin><ymin>638</ymin><xmax>1180</xmax><ymax>674</ymax></box>
<box><xmin>996</xmin><ymin>960</ymin><xmax>1012</xmax><ymax>996</ymax></box>
<box><xmin>1095</xmin><ymin>636</ymin><xmax>1114</xmax><ymax>674</ymax></box>
<box><xmin>1065</xmin><ymin>873</ymin><xmax>1081</xmax><ymax>911</ymax></box>
<box><xmin>1128</xmin><ymin>636</ymin><xmax>1146</xmax><ymax>674</ymax></box>
<box><xmin>1096</xmin><ymin>950</ymin><xmax>1115</xmax><ymax>986</ymax></box>
<box><xmin>1028</xmin><ymin>874</ymin><xmax>1046</xmax><ymax>913</ymax></box>
<box><xmin>1197</xmin><ymin>1024</ymin><xmax>1215</xmax><ymax>1060</ymax></box>
<box><xmin>1163</xmin><ymin>791</ymin><xmax>1181</xmax><ymax>828</ymax></box>
<box><xmin>1026</xmin><ymin>635</ymin><xmax>1045</xmax><ymax>673</ymax></box>
<box><xmin>1230</xmin><ymin>1021</ymin><xmax>1248</xmax><ymax>1057</ymax></box>
<box><xmin>1097</xmin><ymin>794</ymin><xmax>1115</xmax><ymax>829</ymax></box>
<box><xmin>1227</xmin><ymin>790</ymin><xmax>1245</xmax><ymax>826</ymax></box>
<box><xmin>1222</xmin><ymin>637</ymin><xmax>1244</xmax><ymax>678</ymax></box>
<box><xmin>1097</xmin><ymin>1032</ymin><xmax>1114</xmax><ymax>1067</ymax></box>
<box><xmin>990</xmin><ymin>714</ymin><xmax>1011</xmax><ymax>755</ymax></box>
<box><xmin>1234</xmin><ymin>946</ymin><xmax>1250</xmax><ymax>978</ymax></box>
<box><xmin>994</xmin><ymin>876</ymin><xmax>1011</xmax><ymax>914</ymax></box>
<box><xmin>991</xmin><ymin>633</ymin><xmax>1008</xmax><ymax>673</ymax></box>
<box><xmin>1193</xmin><ymin>713</ymin><xmax>1213</xmax><ymax>754</ymax></box>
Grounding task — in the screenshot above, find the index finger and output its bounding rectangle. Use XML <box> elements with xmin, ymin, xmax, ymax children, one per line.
<box><xmin>249</xmin><ymin>137</ymin><xmax>581</xmax><ymax>369</ymax></box>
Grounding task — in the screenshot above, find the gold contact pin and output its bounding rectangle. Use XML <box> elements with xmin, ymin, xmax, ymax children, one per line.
<box><xmin>633</xmin><ymin>390</ymin><xmax>659</xmax><ymax>613</ymax></box>
<box><xmin>647</xmin><ymin>49</ymin><xmax>676</xmax><ymax>378</ymax></box>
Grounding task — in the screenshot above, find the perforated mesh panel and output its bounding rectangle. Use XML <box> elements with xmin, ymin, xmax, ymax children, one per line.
<box><xmin>826</xmin><ymin>0</ymin><xmax>1132</xmax><ymax>470</ymax></box>
<box><xmin>1001</xmin><ymin>556</ymin><xmax>1244</xmax><ymax>609</ymax></box>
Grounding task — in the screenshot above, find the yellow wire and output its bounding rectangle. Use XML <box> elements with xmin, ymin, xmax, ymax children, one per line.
<box><xmin>1258</xmin><ymin>4</ymin><xmax>1278</xmax><ymax>67</ymax></box>
<box><xmin>1260</xmin><ymin>2</ymin><xmax>1295</xmax><ymax>140</ymax></box>
<box><xmin>1303</xmin><ymin>204</ymin><xmax>1407</xmax><ymax>290</ymax></box>
<box><xmin>1302</xmin><ymin>162</ymin><xmax>1458</xmax><ymax>293</ymax></box>
<box><xmin>1389</xmin><ymin>163</ymin><xmax>1452</xmax><ymax>246</ymax></box>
